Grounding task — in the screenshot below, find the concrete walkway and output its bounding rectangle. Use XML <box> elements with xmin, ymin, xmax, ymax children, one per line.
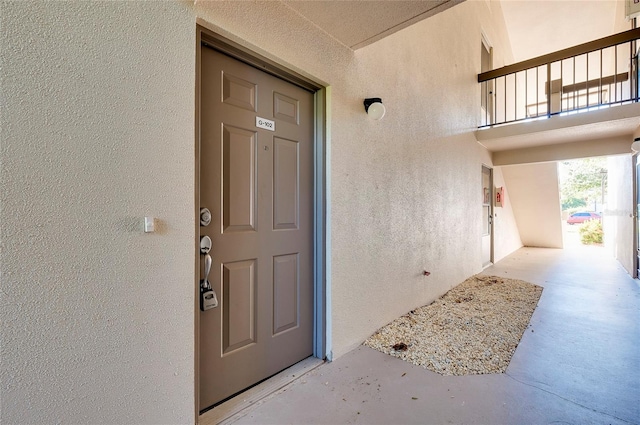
<box><xmin>224</xmin><ymin>247</ymin><xmax>640</xmax><ymax>425</ymax></box>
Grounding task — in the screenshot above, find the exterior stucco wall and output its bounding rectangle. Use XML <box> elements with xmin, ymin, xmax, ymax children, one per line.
<box><xmin>327</xmin><ymin>2</ymin><xmax>516</xmax><ymax>358</ymax></box>
<box><xmin>1</xmin><ymin>2</ymin><xmax>196</xmax><ymax>423</ymax></box>
<box><xmin>1</xmin><ymin>0</ymin><xmax>520</xmax><ymax>422</ymax></box>
<box><xmin>502</xmin><ymin>162</ymin><xmax>564</xmax><ymax>248</ymax></box>
<box><xmin>493</xmin><ymin>166</ymin><xmax>524</xmax><ymax>260</ymax></box>
<box><xmin>604</xmin><ymin>154</ymin><xmax>635</xmax><ymax>276</ymax></box>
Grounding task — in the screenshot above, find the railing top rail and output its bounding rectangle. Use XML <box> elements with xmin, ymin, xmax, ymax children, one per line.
<box><xmin>478</xmin><ymin>28</ymin><xmax>640</xmax><ymax>83</ymax></box>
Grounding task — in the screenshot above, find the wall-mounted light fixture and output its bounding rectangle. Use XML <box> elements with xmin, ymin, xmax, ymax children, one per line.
<box><xmin>632</xmin><ymin>126</ymin><xmax>640</xmax><ymax>152</ymax></box>
<box><xmin>363</xmin><ymin>98</ymin><xmax>386</xmax><ymax>120</ymax></box>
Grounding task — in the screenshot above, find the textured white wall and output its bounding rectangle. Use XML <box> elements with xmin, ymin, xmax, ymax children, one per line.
<box><xmin>502</xmin><ymin>162</ymin><xmax>564</xmax><ymax>248</ymax></box>
<box><xmin>2</xmin><ymin>0</ymin><xmax>521</xmax><ymax>422</ymax></box>
<box><xmin>604</xmin><ymin>154</ymin><xmax>635</xmax><ymax>276</ymax></box>
<box><xmin>493</xmin><ymin>167</ymin><xmax>524</xmax><ymax>260</ymax></box>
<box><xmin>1</xmin><ymin>2</ymin><xmax>196</xmax><ymax>423</ymax></box>
<box><xmin>329</xmin><ymin>2</ymin><xmax>520</xmax><ymax>357</ymax></box>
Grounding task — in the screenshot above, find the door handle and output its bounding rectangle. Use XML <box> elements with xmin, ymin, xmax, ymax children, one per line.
<box><xmin>200</xmin><ymin>254</ymin><xmax>218</xmax><ymax>311</ymax></box>
<box><xmin>199</xmin><ymin>236</ymin><xmax>218</xmax><ymax>310</ymax></box>
<box><xmin>203</xmin><ymin>253</ymin><xmax>212</xmax><ymax>284</ymax></box>
<box><xmin>200</xmin><ymin>253</ymin><xmax>218</xmax><ymax>311</ymax></box>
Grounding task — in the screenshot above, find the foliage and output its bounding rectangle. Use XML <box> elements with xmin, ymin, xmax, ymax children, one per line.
<box><xmin>579</xmin><ymin>219</ymin><xmax>603</xmax><ymax>245</ymax></box>
<box><xmin>561</xmin><ymin>197</ymin><xmax>586</xmax><ymax>210</ymax></box>
<box><xmin>559</xmin><ymin>157</ymin><xmax>607</xmax><ymax>212</ymax></box>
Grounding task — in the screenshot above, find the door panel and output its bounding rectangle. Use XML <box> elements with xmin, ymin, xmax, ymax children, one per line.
<box><xmin>273</xmin><ymin>92</ymin><xmax>299</xmax><ymax>124</ymax></box>
<box><xmin>273</xmin><ymin>253</ymin><xmax>299</xmax><ymax>335</ymax></box>
<box><xmin>273</xmin><ymin>137</ymin><xmax>299</xmax><ymax>230</ymax></box>
<box><xmin>222</xmin><ymin>125</ymin><xmax>257</xmax><ymax>232</ymax></box>
<box><xmin>222</xmin><ymin>72</ymin><xmax>257</xmax><ymax>112</ymax></box>
<box><xmin>222</xmin><ymin>259</ymin><xmax>257</xmax><ymax>355</ymax></box>
<box><xmin>199</xmin><ymin>46</ymin><xmax>314</xmax><ymax>410</ymax></box>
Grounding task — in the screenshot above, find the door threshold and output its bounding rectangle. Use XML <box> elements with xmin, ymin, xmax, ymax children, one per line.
<box><xmin>199</xmin><ymin>356</ymin><xmax>324</xmax><ymax>425</ymax></box>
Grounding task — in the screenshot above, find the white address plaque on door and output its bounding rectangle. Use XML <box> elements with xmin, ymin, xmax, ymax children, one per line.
<box><xmin>256</xmin><ymin>117</ymin><xmax>275</xmax><ymax>131</ymax></box>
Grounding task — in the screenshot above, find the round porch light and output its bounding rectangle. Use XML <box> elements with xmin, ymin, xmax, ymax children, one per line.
<box><xmin>363</xmin><ymin>98</ymin><xmax>386</xmax><ymax>120</ymax></box>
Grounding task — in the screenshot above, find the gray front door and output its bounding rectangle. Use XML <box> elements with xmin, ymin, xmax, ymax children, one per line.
<box><xmin>482</xmin><ymin>166</ymin><xmax>493</xmax><ymax>267</ymax></box>
<box><xmin>199</xmin><ymin>46</ymin><xmax>314</xmax><ymax>410</ymax></box>
<box><xmin>636</xmin><ymin>156</ymin><xmax>640</xmax><ymax>278</ymax></box>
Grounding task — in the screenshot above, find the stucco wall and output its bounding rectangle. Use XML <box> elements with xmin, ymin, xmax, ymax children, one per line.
<box><xmin>1</xmin><ymin>2</ymin><xmax>196</xmax><ymax>423</ymax></box>
<box><xmin>501</xmin><ymin>162</ymin><xmax>564</xmax><ymax>248</ymax></box>
<box><xmin>2</xmin><ymin>0</ymin><xmax>521</xmax><ymax>422</ymax></box>
<box><xmin>604</xmin><ymin>154</ymin><xmax>635</xmax><ymax>276</ymax></box>
<box><xmin>327</xmin><ymin>2</ymin><xmax>517</xmax><ymax>358</ymax></box>
<box><xmin>493</xmin><ymin>166</ymin><xmax>524</xmax><ymax>260</ymax></box>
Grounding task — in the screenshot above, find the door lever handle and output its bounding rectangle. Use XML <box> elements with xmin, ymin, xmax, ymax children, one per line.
<box><xmin>200</xmin><ymin>253</ymin><xmax>218</xmax><ymax>311</ymax></box>
<box><xmin>203</xmin><ymin>253</ymin><xmax>212</xmax><ymax>286</ymax></box>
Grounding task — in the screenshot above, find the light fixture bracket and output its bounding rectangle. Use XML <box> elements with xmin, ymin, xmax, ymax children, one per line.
<box><xmin>363</xmin><ymin>98</ymin><xmax>382</xmax><ymax>113</ymax></box>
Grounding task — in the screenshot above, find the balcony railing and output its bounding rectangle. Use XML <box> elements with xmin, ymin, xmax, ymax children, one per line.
<box><xmin>478</xmin><ymin>28</ymin><xmax>640</xmax><ymax>128</ymax></box>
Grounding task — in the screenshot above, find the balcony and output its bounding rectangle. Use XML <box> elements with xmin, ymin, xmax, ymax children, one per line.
<box><xmin>478</xmin><ymin>28</ymin><xmax>640</xmax><ymax>129</ymax></box>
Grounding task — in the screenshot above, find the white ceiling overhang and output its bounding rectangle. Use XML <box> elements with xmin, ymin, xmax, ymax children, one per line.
<box><xmin>476</xmin><ymin>103</ymin><xmax>640</xmax><ymax>165</ymax></box>
<box><xmin>282</xmin><ymin>0</ymin><xmax>465</xmax><ymax>50</ymax></box>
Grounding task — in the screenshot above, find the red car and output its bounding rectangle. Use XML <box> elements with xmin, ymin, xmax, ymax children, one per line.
<box><xmin>567</xmin><ymin>212</ymin><xmax>601</xmax><ymax>225</ymax></box>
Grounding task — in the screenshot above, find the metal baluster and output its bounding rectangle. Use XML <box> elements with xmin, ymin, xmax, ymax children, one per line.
<box><xmin>599</xmin><ymin>48</ymin><xmax>603</xmax><ymax>106</ymax></box>
<box><xmin>586</xmin><ymin>53</ymin><xmax>589</xmax><ymax>109</ymax></box>
<box><xmin>493</xmin><ymin>78</ymin><xmax>498</xmax><ymax>122</ymax></box>
<box><xmin>525</xmin><ymin>69</ymin><xmax>528</xmax><ymax>119</ymax></box>
<box><xmin>613</xmin><ymin>44</ymin><xmax>618</xmax><ymax>102</ymax></box>
<box><xmin>536</xmin><ymin>66</ymin><xmax>539</xmax><ymax>118</ymax></box>
<box><xmin>514</xmin><ymin>72</ymin><xmax>517</xmax><ymax>120</ymax></box>
<box><xmin>504</xmin><ymin>75</ymin><xmax>507</xmax><ymax>123</ymax></box>
<box><xmin>546</xmin><ymin>63</ymin><xmax>551</xmax><ymax>118</ymax></box>
<box><xmin>560</xmin><ymin>59</ymin><xmax>563</xmax><ymax>112</ymax></box>
<box><xmin>573</xmin><ymin>56</ymin><xmax>578</xmax><ymax>109</ymax></box>
<box><xmin>631</xmin><ymin>40</ymin><xmax>636</xmax><ymax>102</ymax></box>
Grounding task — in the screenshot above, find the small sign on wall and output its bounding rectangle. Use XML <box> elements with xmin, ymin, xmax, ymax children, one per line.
<box><xmin>495</xmin><ymin>186</ymin><xmax>504</xmax><ymax>208</ymax></box>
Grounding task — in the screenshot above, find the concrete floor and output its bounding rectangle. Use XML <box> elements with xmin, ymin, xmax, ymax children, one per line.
<box><xmin>224</xmin><ymin>246</ymin><xmax>640</xmax><ymax>425</ymax></box>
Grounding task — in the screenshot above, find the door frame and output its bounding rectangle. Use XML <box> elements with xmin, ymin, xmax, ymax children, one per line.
<box><xmin>481</xmin><ymin>164</ymin><xmax>494</xmax><ymax>267</ymax></box>
<box><xmin>480</xmin><ymin>32</ymin><xmax>494</xmax><ymax>127</ymax></box>
<box><xmin>194</xmin><ymin>24</ymin><xmax>330</xmax><ymax>417</ymax></box>
<box><xmin>634</xmin><ymin>153</ymin><xmax>639</xmax><ymax>279</ymax></box>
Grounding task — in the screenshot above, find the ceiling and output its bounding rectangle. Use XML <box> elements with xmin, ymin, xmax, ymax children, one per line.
<box><xmin>280</xmin><ymin>0</ymin><xmax>625</xmax><ymax>54</ymax></box>
<box><xmin>282</xmin><ymin>0</ymin><xmax>463</xmax><ymax>49</ymax></box>
<box><xmin>500</xmin><ymin>0</ymin><xmax>624</xmax><ymax>62</ymax></box>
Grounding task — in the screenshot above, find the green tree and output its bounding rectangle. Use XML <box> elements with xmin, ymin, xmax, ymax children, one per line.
<box><xmin>562</xmin><ymin>197</ymin><xmax>586</xmax><ymax>210</ymax></box>
<box><xmin>559</xmin><ymin>157</ymin><xmax>607</xmax><ymax>212</ymax></box>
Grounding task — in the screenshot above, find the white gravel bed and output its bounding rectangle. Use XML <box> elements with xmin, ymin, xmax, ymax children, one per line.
<box><xmin>363</xmin><ymin>275</ymin><xmax>543</xmax><ymax>376</ymax></box>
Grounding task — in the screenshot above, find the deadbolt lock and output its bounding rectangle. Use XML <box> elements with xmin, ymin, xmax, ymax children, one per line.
<box><xmin>200</xmin><ymin>208</ymin><xmax>212</xmax><ymax>227</ymax></box>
